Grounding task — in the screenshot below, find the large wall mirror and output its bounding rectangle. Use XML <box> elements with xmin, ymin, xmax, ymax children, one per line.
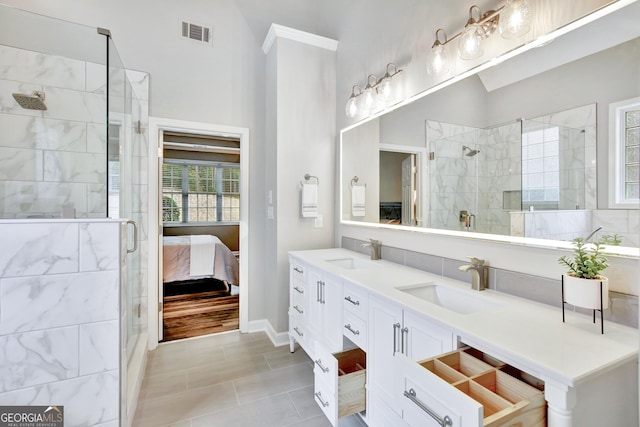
<box><xmin>341</xmin><ymin>1</ymin><xmax>640</xmax><ymax>254</ymax></box>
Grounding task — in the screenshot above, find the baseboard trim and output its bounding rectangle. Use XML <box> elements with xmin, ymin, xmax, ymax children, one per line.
<box><xmin>248</xmin><ymin>319</ymin><xmax>289</xmax><ymax>347</ymax></box>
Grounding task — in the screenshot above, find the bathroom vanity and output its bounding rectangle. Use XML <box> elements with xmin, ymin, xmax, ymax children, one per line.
<box><xmin>288</xmin><ymin>248</ymin><xmax>639</xmax><ymax>427</ymax></box>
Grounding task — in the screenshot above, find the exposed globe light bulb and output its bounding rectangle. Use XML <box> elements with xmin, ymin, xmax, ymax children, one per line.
<box><xmin>458</xmin><ymin>24</ymin><xmax>483</xmax><ymax>60</ymax></box>
<box><xmin>500</xmin><ymin>0</ymin><xmax>533</xmax><ymax>39</ymax></box>
<box><xmin>427</xmin><ymin>43</ymin><xmax>448</xmax><ymax>75</ymax></box>
<box><xmin>377</xmin><ymin>77</ymin><xmax>392</xmax><ymax>102</ymax></box>
<box><xmin>345</xmin><ymin>85</ymin><xmax>361</xmax><ymax>118</ymax></box>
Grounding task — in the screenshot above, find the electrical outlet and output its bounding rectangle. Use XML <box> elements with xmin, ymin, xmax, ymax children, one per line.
<box><xmin>267</xmin><ymin>206</ymin><xmax>274</xmax><ymax>219</ymax></box>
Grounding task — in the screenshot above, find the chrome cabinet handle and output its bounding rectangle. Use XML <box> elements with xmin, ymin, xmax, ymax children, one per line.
<box><xmin>293</xmin><ymin>327</ymin><xmax>303</xmax><ymax>337</ymax></box>
<box><xmin>293</xmin><ymin>305</ymin><xmax>304</xmax><ymax>314</ymax></box>
<box><xmin>345</xmin><ymin>324</ymin><xmax>360</xmax><ymax>336</ymax></box>
<box><xmin>315</xmin><ymin>391</ymin><xmax>330</xmax><ymax>408</ymax></box>
<box><xmin>401</xmin><ymin>326</ymin><xmax>409</xmax><ymax>355</ymax></box>
<box><xmin>316</xmin><ymin>281</ymin><xmax>321</xmax><ymax>302</ymax></box>
<box><xmin>126</xmin><ymin>220</ymin><xmax>138</xmax><ymax>254</ymax></box>
<box><xmin>293</xmin><ymin>286</ymin><xmax>304</xmax><ymax>294</ymax></box>
<box><xmin>293</xmin><ymin>267</ymin><xmax>303</xmax><ymax>274</ymax></box>
<box><xmin>344</xmin><ymin>296</ymin><xmax>360</xmax><ymax>306</ymax></box>
<box><xmin>314</xmin><ymin>359</ymin><xmax>329</xmax><ymax>373</ymax></box>
<box><xmin>404</xmin><ymin>389</ymin><xmax>452</xmax><ymax>427</ymax></box>
<box><xmin>393</xmin><ymin>323</ymin><xmax>401</xmax><ymax>354</ymax></box>
<box><xmin>321</xmin><ymin>281</ymin><xmax>326</xmax><ymax>304</ymax></box>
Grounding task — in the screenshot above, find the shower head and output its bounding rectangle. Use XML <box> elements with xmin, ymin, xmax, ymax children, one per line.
<box><xmin>12</xmin><ymin>91</ymin><xmax>47</xmax><ymax>111</ymax></box>
<box><xmin>462</xmin><ymin>145</ymin><xmax>480</xmax><ymax>157</ymax></box>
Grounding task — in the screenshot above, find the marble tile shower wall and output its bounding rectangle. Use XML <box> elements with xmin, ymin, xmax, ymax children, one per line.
<box><xmin>0</xmin><ymin>44</ymin><xmax>150</xmax><ymax>219</ymax></box>
<box><xmin>0</xmin><ymin>220</ymin><xmax>122</xmax><ymax>427</ymax></box>
<box><xmin>342</xmin><ymin>237</ymin><xmax>638</xmax><ymax>328</ymax></box>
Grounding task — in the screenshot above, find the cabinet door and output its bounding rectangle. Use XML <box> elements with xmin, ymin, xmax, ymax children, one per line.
<box><xmin>321</xmin><ymin>273</ymin><xmax>344</xmax><ymax>352</ymax></box>
<box><xmin>368</xmin><ymin>296</ymin><xmax>403</xmax><ymax>412</ymax></box>
<box><xmin>403</xmin><ymin>309</ymin><xmax>454</xmax><ymax>361</ymax></box>
<box><xmin>307</xmin><ymin>268</ymin><xmax>323</xmax><ymax>335</ymax></box>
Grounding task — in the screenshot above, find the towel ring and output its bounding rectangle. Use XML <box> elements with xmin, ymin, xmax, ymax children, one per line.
<box><xmin>351</xmin><ymin>176</ymin><xmax>366</xmax><ymax>188</ymax></box>
<box><xmin>300</xmin><ymin>173</ymin><xmax>319</xmax><ymax>186</ymax></box>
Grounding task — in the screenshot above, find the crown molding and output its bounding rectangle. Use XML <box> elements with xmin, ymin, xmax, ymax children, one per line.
<box><xmin>262</xmin><ymin>23</ymin><xmax>338</xmax><ymax>54</ymax></box>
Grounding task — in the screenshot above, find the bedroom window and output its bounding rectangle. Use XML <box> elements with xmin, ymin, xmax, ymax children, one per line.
<box><xmin>609</xmin><ymin>97</ymin><xmax>640</xmax><ymax>208</ymax></box>
<box><xmin>162</xmin><ymin>161</ymin><xmax>240</xmax><ymax>223</ymax></box>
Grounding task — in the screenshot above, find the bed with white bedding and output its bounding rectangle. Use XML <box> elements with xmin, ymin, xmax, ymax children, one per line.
<box><xmin>162</xmin><ymin>235</ymin><xmax>240</xmax><ymax>287</ymax></box>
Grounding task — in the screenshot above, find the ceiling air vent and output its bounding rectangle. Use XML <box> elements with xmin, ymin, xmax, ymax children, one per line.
<box><xmin>181</xmin><ymin>21</ymin><xmax>212</xmax><ymax>45</ymax></box>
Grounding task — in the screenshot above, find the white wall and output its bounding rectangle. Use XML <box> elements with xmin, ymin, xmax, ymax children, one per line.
<box><xmin>264</xmin><ymin>33</ymin><xmax>337</xmax><ymax>333</ymax></box>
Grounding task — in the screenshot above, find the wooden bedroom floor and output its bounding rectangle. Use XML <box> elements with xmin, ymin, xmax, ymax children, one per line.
<box><xmin>162</xmin><ymin>288</ymin><xmax>239</xmax><ymax>342</ymax></box>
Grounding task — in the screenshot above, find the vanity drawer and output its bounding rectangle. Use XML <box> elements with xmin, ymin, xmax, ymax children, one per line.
<box><xmin>289</xmin><ymin>315</ymin><xmax>308</xmax><ymax>348</ymax></box>
<box><xmin>313</xmin><ymin>347</ymin><xmax>367</xmax><ymax>427</ymax></box>
<box><xmin>399</xmin><ymin>349</ymin><xmax>545</xmax><ymax>427</ymax></box>
<box><xmin>343</xmin><ymin>311</ymin><xmax>367</xmax><ymax>351</ymax></box>
<box><xmin>343</xmin><ymin>281</ymin><xmax>368</xmax><ymax>318</ymax></box>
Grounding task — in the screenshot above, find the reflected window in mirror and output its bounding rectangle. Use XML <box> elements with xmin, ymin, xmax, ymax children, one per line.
<box><xmin>609</xmin><ymin>97</ymin><xmax>640</xmax><ymax>208</ymax></box>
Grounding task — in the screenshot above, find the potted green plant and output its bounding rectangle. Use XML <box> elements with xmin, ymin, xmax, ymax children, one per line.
<box><xmin>558</xmin><ymin>237</ymin><xmax>610</xmax><ymax>309</ymax></box>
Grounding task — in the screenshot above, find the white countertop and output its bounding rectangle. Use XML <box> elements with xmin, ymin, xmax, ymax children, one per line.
<box><xmin>289</xmin><ymin>248</ymin><xmax>639</xmax><ymax>388</ymax></box>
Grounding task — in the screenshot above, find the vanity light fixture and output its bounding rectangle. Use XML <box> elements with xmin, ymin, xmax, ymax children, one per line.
<box><xmin>427</xmin><ymin>0</ymin><xmax>532</xmax><ymax>73</ymax></box>
<box><xmin>344</xmin><ymin>63</ymin><xmax>403</xmax><ymax>118</ymax></box>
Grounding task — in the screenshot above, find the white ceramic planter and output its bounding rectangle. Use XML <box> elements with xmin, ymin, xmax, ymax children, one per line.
<box><xmin>563</xmin><ymin>274</ymin><xmax>609</xmax><ymax>310</ymax></box>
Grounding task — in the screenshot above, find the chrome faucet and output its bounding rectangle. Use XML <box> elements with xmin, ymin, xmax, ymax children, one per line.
<box><xmin>361</xmin><ymin>239</ymin><xmax>382</xmax><ymax>260</ymax></box>
<box><xmin>458</xmin><ymin>257</ymin><xmax>488</xmax><ymax>291</ymax></box>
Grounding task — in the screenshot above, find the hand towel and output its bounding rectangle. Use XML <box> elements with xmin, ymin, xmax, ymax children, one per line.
<box><xmin>190</xmin><ymin>234</ymin><xmax>216</xmax><ymax>276</ymax></box>
<box><xmin>352</xmin><ymin>185</ymin><xmax>366</xmax><ymax>217</ymax></box>
<box><xmin>301</xmin><ymin>183</ymin><xmax>318</xmax><ymax>218</ymax></box>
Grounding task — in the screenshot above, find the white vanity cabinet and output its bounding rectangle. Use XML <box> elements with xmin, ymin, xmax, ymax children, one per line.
<box><xmin>368</xmin><ymin>295</ymin><xmax>455</xmax><ymax>419</ymax></box>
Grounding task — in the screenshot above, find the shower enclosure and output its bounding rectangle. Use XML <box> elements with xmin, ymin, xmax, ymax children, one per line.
<box><xmin>426</xmin><ymin>118</ymin><xmax>586</xmax><ymax>237</ymax></box>
<box><xmin>0</xmin><ymin>5</ymin><xmax>148</xmax><ymax>425</ymax></box>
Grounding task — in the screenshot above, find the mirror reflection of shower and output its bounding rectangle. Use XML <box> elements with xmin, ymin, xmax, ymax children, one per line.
<box><xmin>462</xmin><ymin>145</ymin><xmax>480</xmax><ymax>157</ymax></box>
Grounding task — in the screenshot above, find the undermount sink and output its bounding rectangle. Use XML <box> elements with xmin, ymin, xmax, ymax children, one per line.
<box><xmin>326</xmin><ymin>257</ymin><xmax>376</xmax><ymax>270</ymax></box>
<box><xmin>397</xmin><ymin>283</ymin><xmax>502</xmax><ymax>315</ymax></box>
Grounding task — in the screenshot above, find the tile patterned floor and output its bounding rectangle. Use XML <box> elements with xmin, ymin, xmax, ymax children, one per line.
<box><xmin>133</xmin><ymin>331</ymin><xmax>367</xmax><ymax>427</ymax></box>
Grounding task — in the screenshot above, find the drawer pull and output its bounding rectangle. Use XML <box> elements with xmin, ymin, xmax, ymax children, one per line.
<box><xmin>293</xmin><ymin>327</ymin><xmax>304</xmax><ymax>337</ymax></box>
<box><xmin>404</xmin><ymin>388</ymin><xmax>452</xmax><ymax>427</ymax></box>
<box><xmin>345</xmin><ymin>323</ymin><xmax>360</xmax><ymax>336</ymax></box>
<box><xmin>294</xmin><ymin>286</ymin><xmax>304</xmax><ymax>294</ymax></box>
<box><xmin>293</xmin><ymin>305</ymin><xmax>304</xmax><ymax>314</ymax></box>
<box><xmin>344</xmin><ymin>296</ymin><xmax>360</xmax><ymax>306</ymax></box>
<box><xmin>314</xmin><ymin>359</ymin><xmax>330</xmax><ymax>373</ymax></box>
<box><xmin>293</xmin><ymin>267</ymin><xmax>303</xmax><ymax>274</ymax></box>
<box><xmin>315</xmin><ymin>391</ymin><xmax>330</xmax><ymax>408</ymax></box>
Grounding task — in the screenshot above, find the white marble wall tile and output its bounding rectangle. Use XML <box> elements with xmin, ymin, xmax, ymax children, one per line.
<box><xmin>42</xmin><ymin>86</ymin><xmax>106</xmax><ymax>124</ymax></box>
<box><xmin>79</xmin><ymin>321</ymin><xmax>118</xmax><ymax>375</ymax></box>
<box><xmin>79</xmin><ymin>222</ymin><xmax>120</xmax><ymax>272</ymax></box>
<box><xmin>0</xmin><ymin>147</ymin><xmax>42</xmax><ymax>181</ymax></box>
<box><xmin>0</xmin><ymin>181</ymin><xmax>88</xmax><ymax>217</ymax></box>
<box><xmin>126</xmin><ymin>70</ymin><xmax>150</xmax><ymax>101</ymax></box>
<box><xmin>0</xmin><ymin>326</ymin><xmax>78</xmax><ymax>392</ymax></box>
<box><xmin>0</xmin><ymin>270</ymin><xmax>119</xmax><ymax>334</ymax></box>
<box><xmin>0</xmin><ymin>114</ymin><xmax>86</xmax><ymax>152</ymax></box>
<box><xmin>44</xmin><ymin>151</ymin><xmax>105</xmax><ymax>184</ymax></box>
<box><xmin>0</xmin><ymin>371</ymin><xmax>118</xmax><ymax>427</ymax></box>
<box><xmin>85</xmin><ymin>62</ymin><xmax>106</xmax><ymax>95</ymax></box>
<box><xmin>0</xmin><ymin>45</ymin><xmax>85</xmax><ymax>91</ymax></box>
<box><xmin>86</xmin><ymin>184</ymin><xmax>107</xmax><ymax>215</ymax></box>
<box><xmin>0</xmin><ymin>223</ymin><xmax>78</xmax><ymax>277</ymax></box>
<box><xmin>0</xmin><ymin>79</ymin><xmax>45</xmax><ymax>117</ymax></box>
<box><xmin>86</xmin><ymin>123</ymin><xmax>106</xmax><ymax>154</ymax></box>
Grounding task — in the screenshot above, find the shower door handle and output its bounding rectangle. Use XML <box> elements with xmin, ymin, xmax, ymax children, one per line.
<box><xmin>126</xmin><ymin>220</ymin><xmax>138</xmax><ymax>254</ymax></box>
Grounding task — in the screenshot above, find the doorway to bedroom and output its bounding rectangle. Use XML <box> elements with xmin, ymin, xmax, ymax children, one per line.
<box><xmin>158</xmin><ymin>126</ymin><xmax>245</xmax><ymax>342</ymax></box>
